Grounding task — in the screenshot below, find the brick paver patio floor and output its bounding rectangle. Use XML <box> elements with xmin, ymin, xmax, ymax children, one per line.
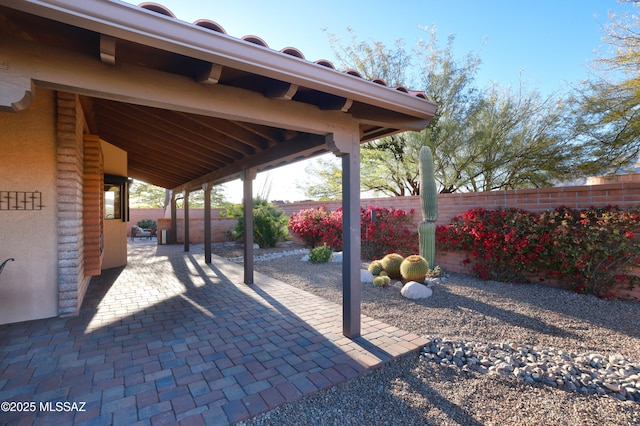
<box><xmin>0</xmin><ymin>241</ymin><xmax>428</xmax><ymax>425</ymax></box>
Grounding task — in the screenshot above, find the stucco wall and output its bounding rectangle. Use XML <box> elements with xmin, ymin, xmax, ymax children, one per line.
<box><xmin>101</xmin><ymin>141</ymin><xmax>128</xmax><ymax>270</ymax></box>
<box><xmin>0</xmin><ymin>88</ymin><xmax>58</xmax><ymax>324</ymax></box>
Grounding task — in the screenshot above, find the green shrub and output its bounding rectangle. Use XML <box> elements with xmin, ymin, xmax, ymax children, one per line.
<box><xmin>231</xmin><ymin>198</ymin><xmax>290</xmax><ymax>248</ymax></box>
<box><xmin>309</xmin><ymin>244</ymin><xmax>333</xmax><ymax>263</ymax></box>
<box><xmin>137</xmin><ymin>219</ymin><xmax>156</xmax><ymax>230</ymax></box>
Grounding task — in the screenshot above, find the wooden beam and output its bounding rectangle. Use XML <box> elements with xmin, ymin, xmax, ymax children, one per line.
<box><xmin>173</xmin><ymin>132</ymin><xmax>329</xmax><ymax>193</ymax></box>
<box><xmin>0</xmin><ymin>36</ymin><xmax>359</xmax><ymax>134</ymax></box>
<box><xmin>99</xmin><ymin>34</ymin><xmax>116</xmax><ymax>65</ymax></box>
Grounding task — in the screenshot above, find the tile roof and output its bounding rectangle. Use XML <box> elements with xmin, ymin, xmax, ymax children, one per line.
<box><xmin>138</xmin><ymin>2</ymin><xmax>428</xmax><ymax>101</ymax></box>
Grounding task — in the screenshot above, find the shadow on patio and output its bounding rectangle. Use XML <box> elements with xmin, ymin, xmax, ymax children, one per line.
<box><xmin>0</xmin><ymin>242</ymin><xmax>426</xmax><ymax>425</ymax></box>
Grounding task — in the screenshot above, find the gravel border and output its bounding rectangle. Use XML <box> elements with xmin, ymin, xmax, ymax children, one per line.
<box><xmin>212</xmin><ymin>245</ymin><xmax>640</xmax><ymax>425</ymax></box>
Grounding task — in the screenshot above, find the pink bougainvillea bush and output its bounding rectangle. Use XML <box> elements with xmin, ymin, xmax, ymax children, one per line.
<box><xmin>288</xmin><ymin>206</ymin><xmax>418</xmax><ymax>260</ymax></box>
<box><xmin>436</xmin><ymin>206</ymin><xmax>640</xmax><ymax>299</ymax></box>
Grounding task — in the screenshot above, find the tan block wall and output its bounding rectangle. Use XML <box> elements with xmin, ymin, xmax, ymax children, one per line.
<box><xmin>0</xmin><ymin>88</ymin><xmax>59</xmax><ymax>324</ymax></box>
<box><xmin>135</xmin><ymin>176</ymin><xmax>640</xmax><ymax>245</ymax></box>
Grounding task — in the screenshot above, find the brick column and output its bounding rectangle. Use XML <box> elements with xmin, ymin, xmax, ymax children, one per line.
<box><xmin>56</xmin><ymin>92</ymin><xmax>88</xmax><ymax>315</ymax></box>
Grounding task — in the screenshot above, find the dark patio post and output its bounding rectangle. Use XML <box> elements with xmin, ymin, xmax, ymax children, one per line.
<box><xmin>243</xmin><ymin>169</ymin><xmax>256</xmax><ymax>284</ymax></box>
<box><xmin>183</xmin><ymin>189</ymin><xmax>190</xmax><ymax>252</ymax></box>
<box><xmin>203</xmin><ymin>183</ymin><xmax>212</xmax><ymax>264</ymax></box>
<box><xmin>341</xmin><ymin>142</ymin><xmax>361</xmax><ymax>338</ymax></box>
<box><xmin>170</xmin><ymin>192</ymin><xmax>177</xmax><ymax>244</ymax></box>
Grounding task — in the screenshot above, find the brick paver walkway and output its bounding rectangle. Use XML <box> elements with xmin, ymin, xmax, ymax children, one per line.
<box><xmin>0</xmin><ymin>242</ymin><xmax>427</xmax><ymax>425</ymax></box>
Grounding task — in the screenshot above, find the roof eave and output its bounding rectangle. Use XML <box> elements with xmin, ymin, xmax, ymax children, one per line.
<box><xmin>5</xmin><ymin>0</ymin><xmax>437</xmax><ymax>122</ymax></box>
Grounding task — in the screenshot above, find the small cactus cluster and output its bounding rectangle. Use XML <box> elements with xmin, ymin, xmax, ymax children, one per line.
<box><xmin>373</xmin><ymin>275</ymin><xmax>391</xmax><ymax>287</ymax></box>
<box><xmin>400</xmin><ymin>255</ymin><xmax>430</xmax><ymax>282</ymax></box>
<box><xmin>369</xmin><ymin>253</ymin><xmax>433</xmax><ymax>286</ymax></box>
<box><xmin>380</xmin><ymin>253</ymin><xmax>404</xmax><ymax>279</ymax></box>
<box><xmin>367</xmin><ymin>260</ymin><xmax>384</xmax><ymax>276</ymax></box>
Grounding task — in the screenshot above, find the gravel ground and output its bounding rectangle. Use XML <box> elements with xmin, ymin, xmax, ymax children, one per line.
<box><xmin>212</xmin><ymin>243</ymin><xmax>640</xmax><ymax>426</ymax></box>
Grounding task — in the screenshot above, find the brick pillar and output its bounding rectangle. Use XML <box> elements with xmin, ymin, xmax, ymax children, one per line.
<box><xmin>56</xmin><ymin>92</ymin><xmax>88</xmax><ymax>315</ymax></box>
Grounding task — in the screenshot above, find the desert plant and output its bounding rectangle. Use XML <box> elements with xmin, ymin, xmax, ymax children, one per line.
<box><xmin>400</xmin><ymin>255</ymin><xmax>430</xmax><ymax>282</ymax></box>
<box><xmin>367</xmin><ymin>260</ymin><xmax>384</xmax><ymax>276</ymax></box>
<box><xmin>137</xmin><ymin>219</ymin><xmax>157</xmax><ymax>230</ymax></box>
<box><xmin>418</xmin><ymin>146</ymin><xmax>438</xmax><ymax>269</ymax></box>
<box><xmin>309</xmin><ymin>244</ymin><xmax>333</xmax><ymax>263</ymax></box>
<box><xmin>288</xmin><ymin>207</ymin><xmax>332</xmax><ymax>248</ymax></box>
<box><xmin>231</xmin><ymin>198</ymin><xmax>289</xmax><ymax>248</ymax></box>
<box><xmin>373</xmin><ymin>276</ymin><xmax>391</xmax><ymax>287</ymax></box>
<box><xmin>380</xmin><ymin>253</ymin><xmax>404</xmax><ymax>279</ymax></box>
<box><xmin>437</xmin><ymin>205</ymin><xmax>640</xmax><ymax>299</ymax></box>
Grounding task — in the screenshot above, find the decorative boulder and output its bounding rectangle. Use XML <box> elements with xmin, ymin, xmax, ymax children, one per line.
<box><xmin>331</xmin><ymin>251</ymin><xmax>343</xmax><ymax>263</ymax></box>
<box><xmin>401</xmin><ymin>281</ymin><xmax>433</xmax><ymax>300</ymax></box>
<box><xmin>360</xmin><ymin>269</ymin><xmax>374</xmax><ymax>283</ymax></box>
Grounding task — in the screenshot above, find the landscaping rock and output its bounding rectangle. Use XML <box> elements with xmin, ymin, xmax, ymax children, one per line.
<box><xmin>360</xmin><ymin>269</ymin><xmax>374</xmax><ymax>283</ymax></box>
<box><xmin>331</xmin><ymin>251</ymin><xmax>343</xmax><ymax>263</ymax></box>
<box><xmin>401</xmin><ymin>281</ymin><xmax>433</xmax><ymax>299</ymax></box>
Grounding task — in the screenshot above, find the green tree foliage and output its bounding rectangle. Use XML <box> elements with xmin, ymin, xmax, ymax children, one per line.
<box><xmin>129</xmin><ymin>180</ymin><xmax>227</xmax><ymax>209</ymax></box>
<box><xmin>567</xmin><ymin>1</ymin><xmax>640</xmax><ymax>175</ymax></box>
<box><xmin>301</xmin><ymin>28</ymin><xmax>581</xmax><ymax>198</ymax></box>
<box><xmin>230</xmin><ymin>198</ymin><xmax>290</xmax><ymax>248</ymax></box>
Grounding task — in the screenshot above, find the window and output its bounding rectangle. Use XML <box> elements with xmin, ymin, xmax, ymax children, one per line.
<box><xmin>104</xmin><ymin>184</ymin><xmax>121</xmax><ymax>219</ymax></box>
<box><xmin>104</xmin><ymin>174</ymin><xmax>130</xmax><ymax>221</ymax></box>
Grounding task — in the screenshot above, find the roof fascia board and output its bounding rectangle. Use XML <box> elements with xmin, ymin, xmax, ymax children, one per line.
<box><xmin>5</xmin><ymin>0</ymin><xmax>437</xmax><ymax>121</ymax></box>
<box><xmin>1</xmin><ymin>34</ymin><xmax>362</xmax><ymax>136</ymax></box>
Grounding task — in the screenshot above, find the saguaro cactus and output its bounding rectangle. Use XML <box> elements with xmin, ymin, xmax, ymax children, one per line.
<box><xmin>418</xmin><ymin>146</ymin><xmax>438</xmax><ymax>269</ymax></box>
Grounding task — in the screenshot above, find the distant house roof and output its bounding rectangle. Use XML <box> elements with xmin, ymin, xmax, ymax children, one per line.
<box><xmin>1</xmin><ymin>0</ymin><xmax>437</xmax><ymax>190</ymax></box>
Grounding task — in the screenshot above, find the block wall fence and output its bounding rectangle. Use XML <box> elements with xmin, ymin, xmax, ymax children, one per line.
<box><xmin>130</xmin><ymin>174</ymin><xmax>640</xmax><ymax>245</ymax></box>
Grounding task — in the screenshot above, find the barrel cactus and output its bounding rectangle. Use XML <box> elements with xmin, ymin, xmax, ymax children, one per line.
<box><xmin>373</xmin><ymin>275</ymin><xmax>391</xmax><ymax>287</ymax></box>
<box><xmin>418</xmin><ymin>146</ymin><xmax>438</xmax><ymax>269</ymax></box>
<box><xmin>367</xmin><ymin>260</ymin><xmax>384</xmax><ymax>276</ymax></box>
<box><xmin>400</xmin><ymin>255</ymin><xmax>430</xmax><ymax>282</ymax></box>
<box><xmin>380</xmin><ymin>253</ymin><xmax>404</xmax><ymax>279</ymax></box>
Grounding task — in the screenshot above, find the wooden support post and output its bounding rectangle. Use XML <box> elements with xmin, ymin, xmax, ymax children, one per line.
<box><xmin>341</xmin><ymin>146</ymin><xmax>361</xmax><ymax>338</ymax></box>
<box><xmin>327</xmin><ymin>132</ymin><xmax>361</xmax><ymax>339</ymax></box>
<box><xmin>170</xmin><ymin>193</ymin><xmax>177</xmax><ymax>244</ymax></box>
<box><xmin>203</xmin><ymin>183</ymin><xmax>212</xmax><ymax>264</ymax></box>
<box><xmin>183</xmin><ymin>190</ymin><xmax>190</xmax><ymax>252</ymax></box>
<box><xmin>243</xmin><ymin>169</ymin><xmax>256</xmax><ymax>284</ymax></box>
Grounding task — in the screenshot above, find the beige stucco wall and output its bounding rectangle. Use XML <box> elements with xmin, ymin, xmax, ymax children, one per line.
<box><xmin>101</xmin><ymin>140</ymin><xmax>128</xmax><ymax>269</ymax></box>
<box><xmin>0</xmin><ymin>88</ymin><xmax>58</xmax><ymax>324</ymax></box>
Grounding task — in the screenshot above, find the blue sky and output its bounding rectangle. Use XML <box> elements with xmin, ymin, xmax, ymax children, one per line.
<box><xmin>122</xmin><ymin>0</ymin><xmax>634</xmax><ymax>201</ymax></box>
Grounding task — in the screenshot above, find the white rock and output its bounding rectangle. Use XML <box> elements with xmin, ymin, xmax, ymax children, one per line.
<box><xmin>424</xmin><ymin>277</ymin><xmax>441</xmax><ymax>287</ymax></box>
<box><xmin>360</xmin><ymin>269</ymin><xmax>374</xmax><ymax>283</ymax></box>
<box><xmin>331</xmin><ymin>251</ymin><xmax>343</xmax><ymax>262</ymax></box>
<box><xmin>301</xmin><ymin>254</ymin><xmax>310</xmax><ymax>262</ymax></box>
<box><xmin>401</xmin><ymin>281</ymin><xmax>433</xmax><ymax>299</ymax></box>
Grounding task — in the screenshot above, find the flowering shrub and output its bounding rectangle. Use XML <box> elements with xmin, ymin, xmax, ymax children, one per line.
<box><xmin>361</xmin><ymin>206</ymin><xmax>418</xmax><ymax>260</ymax></box>
<box><xmin>289</xmin><ymin>207</ymin><xmax>331</xmax><ymax>248</ymax></box>
<box><xmin>288</xmin><ymin>206</ymin><xmax>418</xmax><ymax>260</ymax></box>
<box><xmin>437</xmin><ymin>206</ymin><xmax>640</xmax><ymax>299</ymax></box>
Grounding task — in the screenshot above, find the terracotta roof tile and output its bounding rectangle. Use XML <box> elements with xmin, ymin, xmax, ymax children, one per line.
<box><xmin>137</xmin><ymin>2</ymin><xmax>428</xmax><ymax>101</ymax></box>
